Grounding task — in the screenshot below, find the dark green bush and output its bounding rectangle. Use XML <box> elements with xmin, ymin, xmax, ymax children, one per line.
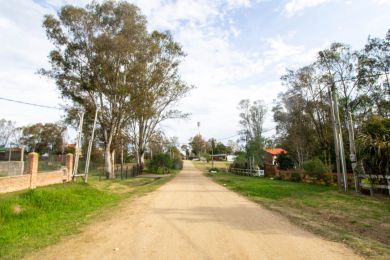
<box><xmin>148</xmin><ymin>153</ymin><xmax>172</xmax><ymax>173</ymax></box>
<box><xmin>276</xmin><ymin>152</ymin><xmax>295</xmax><ymax>170</ymax></box>
<box><xmin>171</xmin><ymin>158</ymin><xmax>183</xmax><ymax>170</ymax></box>
<box><xmin>148</xmin><ymin>153</ymin><xmax>183</xmax><ymax>173</ymax></box>
<box><xmin>290</xmin><ymin>171</ymin><xmax>302</xmax><ymax>182</ymax></box>
<box><xmin>231</xmin><ymin>153</ymin><xmax>248</xmax><ymax>169</ymax></box>
<box><xmin>302</xmin><ymin>158</ymin><xmax>329</xmax><ymax>180</ymax></box>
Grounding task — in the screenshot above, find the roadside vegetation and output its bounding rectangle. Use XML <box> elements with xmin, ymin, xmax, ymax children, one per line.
<box><xmin>205</xmin><ymin>170</ymin><xmax>390</xmax><ymax>258</ymax></box>
<box><xmin>0</xmin><ymin>174</ymin><xmax>175</xmax><ymax>260</ymax></box>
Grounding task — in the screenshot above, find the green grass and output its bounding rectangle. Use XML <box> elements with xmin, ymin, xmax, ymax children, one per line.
<box><xmin>0</xmin><ymin>173</ymin><xmax>176</xmax><ymax>260</ymax></box>
<box><xmin>208</xmin><ymin>172</ymin><xmax>390</xmax><ymax>259</ymax></box>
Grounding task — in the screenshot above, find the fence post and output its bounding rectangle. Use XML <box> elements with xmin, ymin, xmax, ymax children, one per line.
<box><xmin>65</xmin><ymin>154</ymin><xmax>73</xmax><ymax>181</ymax></box>
<box><xmin>27</xmin><ymin>153</ymin><xmax>39</xmax><ymax>189</ymax></box>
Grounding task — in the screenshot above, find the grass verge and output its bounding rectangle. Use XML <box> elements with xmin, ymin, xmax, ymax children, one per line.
<box><xmin>207</xmin><ymin>171</ymin><xmax>390</xmax><ymax>259</ymax></box>
<box><xmin>0</xmin><ymin>172</ymin><xmax>176</xmax><ymax>260</ymax></box>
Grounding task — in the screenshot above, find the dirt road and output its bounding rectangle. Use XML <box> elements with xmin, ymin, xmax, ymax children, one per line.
<box><xmin>29</xmin><ymin>161</ymin><xmax>359</xmax><ymax>260</ymax></box>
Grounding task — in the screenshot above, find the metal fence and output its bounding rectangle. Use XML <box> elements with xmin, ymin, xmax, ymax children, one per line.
<box><xmin>229</xmin><ymin>167</ymin><xmax>264</xmax><ymax>177</ymax></box>
<box><xmin>0</xmin><ymin>147</ymin><xmax>25</xmax><ymax>177</ymax></box>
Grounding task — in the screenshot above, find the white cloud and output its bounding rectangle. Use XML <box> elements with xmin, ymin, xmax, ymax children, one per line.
<box><xmin>374</xmin><ymin>0</ymin><xmax>390</xmax><ymax>4</ymax></box>
<box><xmin>283</xmin><ymin>0</ymin><xmax>333</xmax><ymax>17</ymax></box>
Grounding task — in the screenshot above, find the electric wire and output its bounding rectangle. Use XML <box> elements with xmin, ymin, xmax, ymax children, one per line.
<box><xmin>0</xmin><ymin>96</ymin><xmax>63</xmax><ymax>110</ymax></box>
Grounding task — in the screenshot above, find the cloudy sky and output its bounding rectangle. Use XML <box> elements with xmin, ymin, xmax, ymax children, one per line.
<box><xmin>1</xmin><ymin>0</ymin><xmax>390</xmax><ymax>145</ymax></box>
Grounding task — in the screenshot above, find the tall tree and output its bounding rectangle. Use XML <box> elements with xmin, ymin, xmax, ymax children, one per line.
<box><xmin>0</xmin><ymin>119</ymin><xmax>17</xmax><ymax>147</ymax></box>
<box><xmin>126</xmin><ymin>31</ymin><xmax>191</xmax><ymax>166</ymax></box>
<box><xmin>238</xmin><ymin>99</ymin><xmax>267</xmax><ymax>167</ymax></box>
<box><xmin>189</xmin><ymin>134</ymin><xmax>207</xmax><ymax>156</ymax></box>
<box><xmin>41</xmin><ymin>1</ymin><xmax>152</xmax><ymax>178</ymax></box>
<box><xmin>20</xmin><ymin>123</ymin><xmax>65</xmax><ymax>154</ymax></box>
<box><xmin>358</xmin><ymin>30</ymin><xmax>390</xmax><ymax>117</ymax></box>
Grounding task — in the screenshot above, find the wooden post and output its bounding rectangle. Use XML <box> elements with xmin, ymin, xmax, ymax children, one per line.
<box><xmin>27</xmin><ymin>153</ymin><xmax>39</xmax><ymax>189</ymax></box>
<box><xmin>65</xmin><ymin>154</ymin><xmax>73</xmax><ymax>181</ymax></box>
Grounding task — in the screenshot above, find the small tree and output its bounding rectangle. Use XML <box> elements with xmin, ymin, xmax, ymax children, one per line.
<box><xmin>302</xmin><ymin>158</ymin><xmax>329</xmax><ymax>180</ymax></box>
<box><xmin>357</xmin><ymin>116</ymin><xmax>390</xmax><ymax>180</ymax></box>
<box><xmin>276</xmin><ymin>152</ymin><xmax>295</xmax><ymax>170</ymax></box>
<box><xmin>0</xmin><ymin>119</ymin><xmax>17</xmax><ymax>147</ymax></box>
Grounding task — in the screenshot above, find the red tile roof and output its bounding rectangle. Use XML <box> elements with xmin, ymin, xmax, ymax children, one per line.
<box><xmin>264</xmin><ymin>148</ymin><xmax>286</xmax><ymax>155</ymax></box>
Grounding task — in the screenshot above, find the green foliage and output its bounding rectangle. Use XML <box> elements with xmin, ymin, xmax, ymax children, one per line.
<box><xmin>148</xmin><ymin>153</ymin><xmax>172</xmax><ymax>173</ymax></box>
<box><xmin>231</xmin><ymin>152</ymin><xmax>248</xmax><ymax>169</ymax></box>
<box><xmin>290</xmin><ymin>171</ymin><xmax>302</xmax><ymax>182</ymax></box>
<box><xmin>302</xmin><ymin>158</ymin><xmax>329</xmax><ymax>179</ymax></box>
<box><xmin>357</xmin><ymin>116</ymin><xmax>390</xmax><ymax>176</ymax></box>
<box><xmin>245</xmin><ymin>136</ymin><xmax>265</xmax><ymax>167</ymax></box>
<box><xmin>190</xmin><ymin>134</ymin><xmax>207</xmax><ymax>156</ymax></box>
<box><xmin>201</xmin><ymin>152</ymin><xmax>211</xmax><ymax>162</ymax></box>
<box><xmin>20</xmin><ymin>123</ymin><xmax>65</xmax><ymax>154</ymax></box>
<box><xmin>0</xmin><ymin>119</ymin><xmax>17</xmax><ymax>147</ymax></box>
<box><xmin>171</xmin><ymin>157</ymin><xmax>183</xmax><ymax>170</ymax></box>
<box><xmin>147</xmin><ymin>153</ymin><xmax>183</xmax><ymax>173</ymax></box>
<box><xmin>276</xmin><ymin>152</ymin><xmax>295</xmax><ymax>170</ymax></box>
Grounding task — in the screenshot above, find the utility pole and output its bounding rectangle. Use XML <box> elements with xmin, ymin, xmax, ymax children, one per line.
<box><xmin>320</xmin><ymin>51</ymin><xmax>348</xmax><ymax>191</ymax></box>
<box><xmin>347</xmin><ymin>111</ymin><xmax>359</xmax><ymax>192</ymax></box>
<box><xmin>84</xmin><ymin>108</ymin><xmax>99</xmax><ymax>183</ymax></box>
<box><xmin>73</xmin><ymin>112</ymin><xmax>84</xmax><ymax>181</ymax></box>
<box><xmin>328</xmin><ymin>86</ymin><xmax>342</xmax><ymax>190</ymax></box>
<box><xmin>332</xmin><ymin>85</ymin><xmax>348</xmax><ymax>191</ymax></box>
<box><xmin>211</xmin><ymin>139</ymin><xmax>214</xmax><ymax>168</ymax></box>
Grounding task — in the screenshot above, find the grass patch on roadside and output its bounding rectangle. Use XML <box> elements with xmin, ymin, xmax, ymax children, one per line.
<box><xmin>0</xmin><ymin>172</ymin><xmax>176</xmax><ymax>260</ymax></box>
<box><xmin>207</xmin><ymin>171</ymin><xmax>390</xmax><ymax>259</ymax></box>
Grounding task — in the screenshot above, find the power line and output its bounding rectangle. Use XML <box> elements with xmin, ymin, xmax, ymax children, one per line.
<box><xmin>0</xmin><ymin>97</ymin><xmax>63</xmax><ymax>110</ymax></box>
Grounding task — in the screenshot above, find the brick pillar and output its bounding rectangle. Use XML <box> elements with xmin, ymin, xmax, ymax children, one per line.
<box><xmin>27</xmin><ymin>153</ymin><xmax>39</xmax><ymax>189</ymax></box>
<box><xmin>65</xmin><ymin>153</ymin><xmax>73</xmax><ymax>181</ymax></box>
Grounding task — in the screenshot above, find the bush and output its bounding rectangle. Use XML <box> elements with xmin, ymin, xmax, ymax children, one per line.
<box><xmin>302</xmin><ymin>158</ymin><xmax>329</xmax><ymax>180</ymax></box>
<box><xmin>231</xmin><ymin>153</ymin><xmax>248</xmax><ymax>169</ymax></box>
<box><xmin>171</xmin><ymin>158</ymin><xmax>183</xmax><ymax>170</ymax></box>
<box><xmin>148</xmin><ymin>153</ymin><xmax>183</xmax><ymax>173</ymax></box>
<box><xmin>148</xmin><ymin>153</ymin><xmax>172</xmax><ymax>173</ymax></box>
<box><xmin>276</xmin><ymin>152</ymin><xmax>295</xmax><ymax>170</ymax></box>
<box><xmin>290</xmin><ymin>171</ymin><xmax>302</xmax><ymax>182</ymax></box>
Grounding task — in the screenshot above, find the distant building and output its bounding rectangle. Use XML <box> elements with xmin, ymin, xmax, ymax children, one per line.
<box><xmin>264</xmin><ymin>148</ymin><xmax>286</xmax><ymax>165</ymax></box>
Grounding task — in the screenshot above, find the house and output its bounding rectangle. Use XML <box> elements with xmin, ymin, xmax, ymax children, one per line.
<box><xmin>264</xmin><ymin>148</ymin><xmax>286</xmax><ymax>165</ymax></box>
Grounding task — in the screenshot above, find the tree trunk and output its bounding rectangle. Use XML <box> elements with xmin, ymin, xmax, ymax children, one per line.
<box><xmin>111</xmin><ymin>149</ymin><xmax>115</xmax><ymax>178</ymax></box>
<box><xmin>104</xmin><ymin>146</ymin><xmax>113</xmax><ymax>179</ymax></box>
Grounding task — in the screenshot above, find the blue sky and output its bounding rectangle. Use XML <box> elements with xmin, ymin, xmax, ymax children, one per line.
<box><xmin>1</xmin><ymin>0</ymin><xmax>390</xmax><ymax>145</ymax></box>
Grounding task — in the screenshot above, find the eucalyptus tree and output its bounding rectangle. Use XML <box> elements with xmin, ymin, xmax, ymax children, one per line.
<box><xmin>279</xmin><ymin>65</ymin><xmax>333</xmax><ymax>165</ymax></box>
<box><xmin>238</xmin><ymin>99</ymin><xmax>267</xmax><ymax>167</ymax></box>
<box><xmin>20</xmin><ymin>123</ymin><xmax>65</xmax><ymax>154</ymax></box>
<box><xmin>273</xmin><ymin>92</ymin><xmax>317</xmax><ymax>166</ymax></box>
<box><xmin>0</xmin><ymin>119</ymin><xmax>16</xmax><ymax>147</ymax></box>
<box><xmin>125</xmin><ymin>31</ymin><xmax>192</xmax><ymax>166</ymax></box>
<box><xmin>41</xmin><ymin>1</ymin><xmax>153</xmax><ymax>178</ymax></box>
<box><xmin>358</xmin><ymin>30</ymin><xmax>390</xmax><ymax>117</ymax></box>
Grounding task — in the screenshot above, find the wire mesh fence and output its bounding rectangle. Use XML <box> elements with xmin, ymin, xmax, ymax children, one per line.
<box><xmin>0</xmin><ymin>147</ymin><xmax>25</xmax><ymax>177</ymax></box>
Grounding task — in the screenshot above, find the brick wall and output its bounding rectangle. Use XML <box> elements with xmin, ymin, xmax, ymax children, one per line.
<box><xmin>0</xmin><ymin>153</ymin><xmax>73</xmax><ymax>194</ymax></box>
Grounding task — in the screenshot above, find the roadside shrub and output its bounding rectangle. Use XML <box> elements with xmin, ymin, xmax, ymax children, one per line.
<box><xmin>302</xmin><ymin>158</ymin><xmax>329</xmax><ymax>180</ymax></box>
<box><xmin>148</xmin><ymin>153</ymin><xmax>172</xmax><ymax>173</ymax></box>
<box><xmin>290</xmin><ymin>171</ymin><xmax>302</xmax><ymax>182</ymax></box>
<box><xmin>276</xmin><ymin>152</ymin><xmax>295</xmax><ymax>170</ymax></box>
<box><xmin>171</xmin><ymin>157</ymin><xmax>183</xmax><ymax>170</ymax></box>
<box><xmin>231</xmin><ymin>153</ymin><xmax>248</xmax><ymax>169</ymax></box>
